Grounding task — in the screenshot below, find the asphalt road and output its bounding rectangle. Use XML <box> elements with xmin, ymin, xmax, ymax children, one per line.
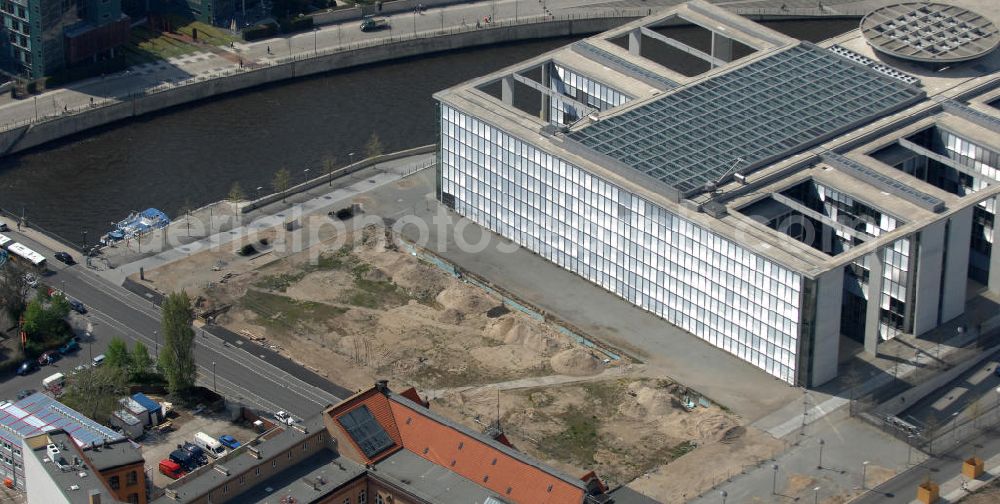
<box><xmin>1</xmin><ymin>229</ymin><xmax>343</xmax><ymax>419</ymax></box>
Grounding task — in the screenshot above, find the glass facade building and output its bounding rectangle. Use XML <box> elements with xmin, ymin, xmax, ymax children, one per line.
<box><xmin>440</xmin><ymin>104</ymin><xmax>804</xmax><ymax>383</ymax></box>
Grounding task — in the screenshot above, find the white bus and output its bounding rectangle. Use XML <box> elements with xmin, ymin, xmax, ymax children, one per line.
<box><xmin>0</xmin><ymin>234</ymin><xmax>12</xmax><ymax>249</ymax></box>
<box><xmin>7</xmin><ymin>242</ymin><xmax>46</xmax><ymax>270</ymax></box>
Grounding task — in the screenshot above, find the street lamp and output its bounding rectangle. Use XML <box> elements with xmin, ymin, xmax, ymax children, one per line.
<box><xmin>951</xmin><ymin>411</ymin><xmax>960</xmax><ymax>445</ymax></box>
<box><xmin>33</xmin><ymin>96</ymin><xmax>37</xmax><ymax>121</ymax></box>
<box><xmin>256</xmin><ymin>186</ymin><xmax>263</xmax><ymax>201</ymax></box>
<box><xmin>348</xmin><ymin>152</ymin><xmax>355</xmax><ymax>168</ymax></box>
<box><xmin>720</xmin><ymin>490</ymin><xmax>727</xmax><ymax>504</ymax></box>
<box><xmin>771</xmin><ymin>464</ymin><xmax>779</xmax><ymax>495</ymax></box>
<box><xmin>907</xmin><ymin>434</ymin><xmax>914</xmax><ymax>465</ymax></box>
<box><xmin>303</xmin><ymin>168</ymin><xmax>310</xmax><ymax>184</ymax></box>
<box><xmin>861</xmin><ymin>460</ymin><xmax>870</xmax><ymax>489</ymax></box>
<box><xmin>813</xmin><ymin>487</ymin><xmax>820</xmax><ymax>504</ymax></box>
<box><xmin>212</xmin><ymin>361</ymin><xmax>217</xmax><ymax>392</ymax></box>
<box><xmin>313</xmin><ymin>28</ymin><xmax>318</xmax><ymax>54</ymax></box>
<box><xmin>154</xmin><ymin>330</ymin><xmax>159</xmax><ymax>359</ymax></box>
<box><xmin>817</xmin><ymin>438</ymin><xmax>825</xmax><ymax>469</ymax></box>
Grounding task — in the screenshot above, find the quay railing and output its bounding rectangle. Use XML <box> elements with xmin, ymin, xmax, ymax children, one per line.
<box><xmin>0</xmin><ymin>9</ymin><xmax>649</xmax><ymax>133</ymax></box>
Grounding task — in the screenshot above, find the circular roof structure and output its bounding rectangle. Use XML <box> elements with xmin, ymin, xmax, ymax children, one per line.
<box><xmin>861</xmin><ymin>3</ymin><xmax>1000</xmax><ymax>64</ymax></box>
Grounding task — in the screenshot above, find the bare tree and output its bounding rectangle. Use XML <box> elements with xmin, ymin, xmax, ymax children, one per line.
<box><xmin>325</xmin><ymin>157</ymin><xmax>338</xmax><ymax>187</ymax></box>
<box><xmin>0</xmin><ymin>262</ymin><xmax>31</xmax><ymax>327</ymax></box>
<box><xmin>273</xmin><ymin>168</ymin><xmax>291</xmax><ymax>203</ymax></box>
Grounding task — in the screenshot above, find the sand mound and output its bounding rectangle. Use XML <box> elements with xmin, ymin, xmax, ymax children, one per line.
<box><xmin>550</xmin><ymin>348</ymin><xmax>603</xmax><ymax>376</ymax></box>
<box><xmin>436</xmin><ymin>282</ymin><xmax>496</xmax><ymax>314</ymax></box>
<box><xmin>470</xmin><ymin>345</ymin><xmax>548</xmax><ymax>370</ymax></box>
<box><xmin>692</xmin><ymin>414</ymin><xmax>734</xmax><ymax>442</ymax></box>
<box><xmin>619</xmin><ymin>385</ymin><xmax>675</xmax><ymax>418</ymax></box>
<box><xmin>503</xmin><ymin>322</ymin><xmax>561</xmax><ymax>354</ymax></box>
<box><xmin>437</xmin><ymin>308</ymin><xmax>464</xmax><ymax>325</ymax></box>
<box><xmin>485</xmin><ymin>318</ymin><xmax>515</xmax><ymax>341</ymax></box>
<box><xmin>391</xmin><ymin>262</ymin><xmax>449</xmax><ymax>300</ymax></box>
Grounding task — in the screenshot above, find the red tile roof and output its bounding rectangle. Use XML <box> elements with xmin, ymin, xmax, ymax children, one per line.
<box><xmin>326</xmin><ymin>384</ymin><xmax>591</xmax><ymax>504</ymax></box>
<box><xmin>326</xmin><ymin>389</ymin><xmax>402</xmax><ymax>465</ymax></box>
<box><xmin>389</xmin><ymin>398</ymin><xmax>586</xmax><ymax>504</ymax></box>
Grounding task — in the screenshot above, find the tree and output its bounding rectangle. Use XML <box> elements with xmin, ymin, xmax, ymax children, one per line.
<box><xmin>228</xmin><ymin>182</ymin><xmax>245</xmax><ymax>214</ymax></box>
<box><xmin>105</xmin><ymin>336</ymin><xmax>132</xmax><ymax>370</ymax></box>
<box><xmin>273</xmin><ymin>168</ymin><xmax>291</xmax><ymax>203</ymax></box>
<box><xmin>60</xmin><ymin>366</ymin><xmax>128</xmax><ymax>423</ymax></box>
<box><xmin>178</xmin><ymin>199</ymin><xmax>194</xmax><ymax>237</ymax></box>
<box><xmin>324</xmin><ymin>157</ymin><xmax>337</xmax><ymax>187</ymax></box>
<box><xmin>0</xmin><ymin>262</ymin><xmax>31</xmax><ymax>325</ymax></box>
<box><xmin>159</xmin><ymin>291</ymin><xmax>197</xmax><ymax>397</ymax></box>
<box><xmin>364</xmin><ymin>132</ymin><xmax>384</xmax><ymax>159</ymax></box>
<box><xmin>22</xmin><ymin>292</ymin><xmax>71</xmax><ymax>345</ymax></box>
<box><xmin>130</xmin><ymin>341</ymin><xmax>155</xmax><ymax>381</ymax></box>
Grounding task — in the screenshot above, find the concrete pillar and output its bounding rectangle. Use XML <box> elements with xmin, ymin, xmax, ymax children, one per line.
<box><xmin>628</xmin><ymin>28</ymin><xmax>641</xmax><ymax>56</ymax></box>
<box><xmin>864</xmin><ymin>248</ymin><xmax>884</xmax><ymax>355</ymax></box>
<box><xmin>540</xmin><ymin>63</ymin><xmax>550</xmax><ymax>123</ymax></box>
<box><xmin>941</xmin><ymin>205</ymin><xmax>974</xmax><ymax>322</ymax></box>
<box><xmin>912</xmin><ymin>219</ymin><xmax>946</xmax><ymax>336</ymax></box>
<box><xmin>711</xmin><ymin>32</ymin><xmax>733</xmax><ymax>65</ymax></box>
<box><xmin>988</xmin><ymin>197</ymin><xmax>1000</xmax><ymax>294</ymax></box>
<box><xmin>500</xmin><ymin>76</ymin><xmax>513</xmax><ymax>106</ymax></box>
<box><xmin>807</xmin><ymin>268</ymin><xmax>844</xmax><ymax>386</ymax></box>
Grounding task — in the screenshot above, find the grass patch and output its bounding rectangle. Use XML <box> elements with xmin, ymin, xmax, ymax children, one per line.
<box><xmin>538</xmin><ymin>406</ymin><xmax>600</xmax><ymax>466</ymax></box>
<box><xmin>580</xmin><ymin>380</ymin><xmax>627</xmax><ymax>408</ymax></box>
<box><xmin>669</xmin><ymin>440</ymin><xmax>698</xmax><ymax>459</ymax></box>
<box><xmin>253</xmin><ymin>272</ymin><xmax>306</xmax><ymax>292</ymax></box>
<box><xmin>339</xmin><ymin>260</ymin><xmax>411</xmax><ymax>309</ymax></box>
<box><xmin>241</xmin><ymin>289</ymin><xmax>346</xmax><ymax>332</ymax></box>
<box><xmin>124</xmin><ymin>16</ymin><xmax>238</xmax><ymax>65</ymax></box>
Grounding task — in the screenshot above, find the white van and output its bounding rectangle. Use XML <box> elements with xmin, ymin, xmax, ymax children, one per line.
<box><xmin>193</xmin><ymin>432</ymin><xmax>227</xmax><ymax>459</ymax></box>
<box><xmin>42</xmin><ymin>372</ymin><xmax>65</xmax><ymax>390</ymax></box>
<box><xmin>92</xmin><ymin>354</ymin><xmax>106</xmax><ymax>367</ymax></box>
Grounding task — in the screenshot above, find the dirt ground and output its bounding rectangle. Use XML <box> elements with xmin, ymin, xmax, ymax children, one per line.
<box><xmin>137</xmin><ymin>220</ymin><xmax>768</xmax><ymax>501</ymax></box>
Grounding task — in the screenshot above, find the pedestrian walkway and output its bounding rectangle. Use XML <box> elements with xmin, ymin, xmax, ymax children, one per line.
<box><xmin>93</xmin><ymin>153</ymin><xmax>434</xmax><ymax>285</ymax></box>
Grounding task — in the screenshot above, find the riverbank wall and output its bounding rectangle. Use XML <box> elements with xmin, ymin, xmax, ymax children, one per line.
<box><xmin>0</xmin><ymin>13</ymin><xmax>639</xmax><ymax>158</ymax></box>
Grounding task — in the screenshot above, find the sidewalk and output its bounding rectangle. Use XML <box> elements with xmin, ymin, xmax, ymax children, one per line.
<box><xmin>93</xmin><ymin>153</ymin><xmax>435</xmax><ymax>285</ymax></box>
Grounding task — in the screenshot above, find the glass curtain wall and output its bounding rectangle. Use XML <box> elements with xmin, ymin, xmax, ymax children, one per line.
<box><xmin>440</xmin><ymin>104</ymin><xmax>804</xmax><ymax>383</ymax></box>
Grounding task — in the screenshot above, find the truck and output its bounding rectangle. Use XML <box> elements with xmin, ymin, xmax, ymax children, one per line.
<box><xmin>194</xmin><ymin>432</ymin><xmax>228</xmax><ymax>459</ymax></box>
<box><xmin>158</xmin><ymin>459</ymin><xmax>186</xmax><ymax>479</ymax></box>
<box><xmin>169</xmin><ymin>449</ymin><xmax>197</xmax><ymax>471</ymax></box>
<box><xmin>360</xmin><ymin>15</ymin><xmax>390</xmax><ymax>32</ymax></box>
<box><xmin>182</xmin><ymin>442</ymin><xmax>207</xmax><ymax>465</ymax></box>
<box><xmin>41</xmin><ymin>372</ymin><xmax>65</xmax><ymax>391</ymax></box>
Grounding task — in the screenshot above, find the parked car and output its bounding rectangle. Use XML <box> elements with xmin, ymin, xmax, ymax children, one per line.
<box><xmin>218</xmin><ymin>434</ymin><xmax>241</xmax><ymax>450</ymax></box>
<box><xmin>16</xmin><ymin>389</ymin><xmax>36</xmax><ymax>400</ymax></box>
<box><xmin>0</xmin><ymin>220</ymin><xmax>7</xmax><ymax>231</ymax></box>
<box><xmin>69</xmin><ymin>299</ymin><xmax>86</xmax><ymax>314</ymax></box>
<box><xmin>59</xmin><ymin>339</ymin><xmax>81</xmax><ymax>355</ymax></box>
<box><xmin>54</xmin><ymin>252</ymin><xmax>74</xmax><ymax>265</ymax></box>
<box><xmin>37</xmin><ymin>350</ymin><xmax>60</xmax><ymax>366</ymax></box>
<box><xmin>92</xmin><ymin>354</ymin><xmax>106</xmax><ymax>367</ymax></box>
<box><xmin>71</xmin><ymin>364</ymin><xmax>89</xmax><ymax>375</ymax></box>
<box><xmin>16</xmin><ymin>360</ymin><xmax>39</xmax><ymax>376</ymax></box>
<box><xmin>159</xmin><ymin>459</ymin><xmax>187</xmax><ymax>479</ymax></box>
<box><xmin>274</xmin><ymin>410</ymin><xmax>295</xmax><ymax>425</ymax></box>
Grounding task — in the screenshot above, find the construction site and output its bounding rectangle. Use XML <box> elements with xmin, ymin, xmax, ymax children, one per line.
<box><xmin>133</xmin><ymin>193</ymin><xmax>780</xmax><ymax>495</ymax></box>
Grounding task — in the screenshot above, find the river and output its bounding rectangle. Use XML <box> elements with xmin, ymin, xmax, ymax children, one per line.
<box><xmin>0</xmin><ymin>18</ymin><xmax>857</xmax><ymax>243</ymax></box>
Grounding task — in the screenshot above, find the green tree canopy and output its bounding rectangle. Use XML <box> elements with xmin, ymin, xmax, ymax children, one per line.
<box><xmin>130</xmin><ymin>341</ymin><xmax>155</xmax><ymax>381</ymax></box>
<box><xmin>159</xmin><ymin>291</ymin><xmax>197</xmax><ymax>397</ymax></box>
<box><xmin>60</xmin><ymin>365</ymin><xmax>128</xmax><ymax>424</ymax></box>
<box><xmin>105</xmin><ymin>337</ymin><xmax>132</xmax><ymax>370</ymax></box>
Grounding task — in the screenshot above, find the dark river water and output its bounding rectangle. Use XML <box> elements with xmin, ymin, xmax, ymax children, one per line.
<box><xmin>0</xmin><ymin>18</ymin><xmax>858</xmax><ymax>243</ymax></box>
